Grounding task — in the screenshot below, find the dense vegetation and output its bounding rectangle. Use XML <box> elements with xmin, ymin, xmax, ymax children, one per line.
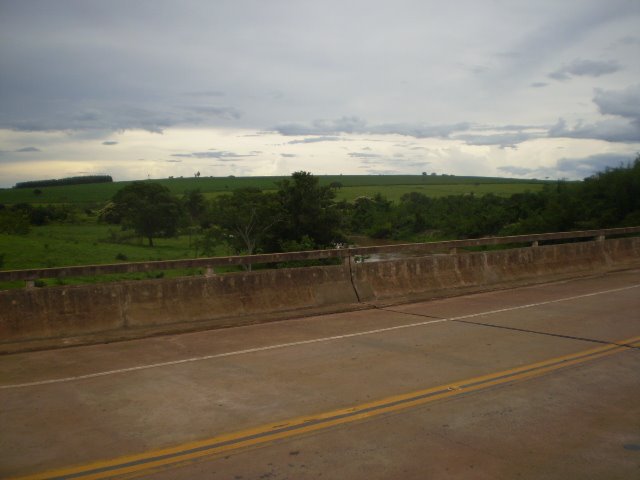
<box><xmin>14</xmin><ymin>175</ymin><xmax>113</xmax><ymax>189</ymax></box>
<box><xmin>100</xmin><ymin>156</ymin><xmax>640</xmax><ymax>255</ymax></box>
<box><xmin>347</xmin><ymin>156</ymin><xmax>640</xmax><ymax>241</ymax></box>
<box><xmin>1</xmin><ymin>157</ymin><xmax>638</xmax><ymax>275</ymax></box>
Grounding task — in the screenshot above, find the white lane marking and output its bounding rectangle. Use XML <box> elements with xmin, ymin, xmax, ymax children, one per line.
<box><xmin>2</xmin><ymin>283</ymin><xmax>639</xmax><ymax>390</ymax></box>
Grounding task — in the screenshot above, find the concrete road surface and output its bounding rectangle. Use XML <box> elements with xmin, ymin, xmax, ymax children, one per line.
<box><xmin>1</xmin><ymin>269</ymin><xmax>639</xmax><ymax>479</ymax></box>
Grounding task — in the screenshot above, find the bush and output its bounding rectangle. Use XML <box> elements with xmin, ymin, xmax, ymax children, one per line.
<box><xmin>0</xmin><ymin>209</ymin><xmax>30</xmax><ymax>234</ymax></box>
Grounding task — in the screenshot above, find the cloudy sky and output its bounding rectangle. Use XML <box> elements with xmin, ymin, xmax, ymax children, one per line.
<box><xmin>1</xmin><ymin>0</ymin><xmax>639</xmax><ymax>187</ymax></box>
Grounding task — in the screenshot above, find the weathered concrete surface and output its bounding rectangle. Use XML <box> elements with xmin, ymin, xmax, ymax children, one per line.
<box><xmin>0</xmin><ymin>264</ymin><xmax>360</xmax><ymax>352</ymax></box>
<box><xmin>149</xmin><ymin>351</ymin><xmax>639</xmax><ymax>480</ymax></box>
<box><xmin>353</xmin><ymin>236</ymin><xmax>640</xmax><ymax>303</ymax></box>
<box><xmin>1</xmin><ymin>270</ymin><xmax>639</xmax><ymax>479</ymax></box>
<box><xmin>1</xmin><ymin>237</ymin><xmax>639</xmax><ymax>352</ymax></box>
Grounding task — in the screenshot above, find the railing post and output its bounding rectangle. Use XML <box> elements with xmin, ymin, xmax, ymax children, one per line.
<box><xmin>532</xmin><ymin>240</ymin><xmax>539</xmax><ymax>248</ymax></box>
<box><xmin>25</xmin><ymin>279</ymin><xmax>35</xmax><ymax>289</ymax></box>
<box><xmin>449</xmin><ymin>247</ymin><xmax>457</xmax><ymax>255</ymax></box>
<box><xmin>596</xmin><ymin>235</ymin><xmax>605</xmax><ymax>242</ymax></box>
<box><xmin>205</xmin><ymin>266</ymin><xmax>216</xmax><ymax>277</ymax></box>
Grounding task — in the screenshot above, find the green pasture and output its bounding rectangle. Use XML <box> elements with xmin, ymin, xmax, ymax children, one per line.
<box><xmin>334</xmin><ymin>183</ymin><xmax>546</xmax><ymax>202</ymax></box>
<box><xmin>0</xmin><ymin>174</ymin><xmax>550</xmax><ymax>206</ymax></box>
<box><xmin>0</xmin><ymin>223</ymin><xmax>235</xmax><ymax>289</ymax></box>
<box><xmin>0</xmin><ymin>224</ymin><xmax>231</xmax><ymax>270</ymax></box>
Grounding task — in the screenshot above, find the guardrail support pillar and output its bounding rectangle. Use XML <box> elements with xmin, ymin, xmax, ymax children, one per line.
<box><xmin>205</xmin><ymin>267</ymin><xmax>216</xmax><ymax>277</ymax></box>
<box><xmin>449</xmin><ymin>247</ymin><xmax>458</xmax><ymax>255</ymax></box>
<box><xmin>596</xmin><ymin>235</ymin><xmax>605</xmax><ymax>242</ymax></box>
<box><xmin>532</xmin><ymin>240</ymin><xmax>539</xmax><ymax>248</ymax></box>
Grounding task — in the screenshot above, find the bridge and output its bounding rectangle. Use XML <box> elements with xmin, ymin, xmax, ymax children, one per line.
<box><xmin>1</xmin><ymin>228</ymin><xmax>639</xmax><ymax>478</ymax></box>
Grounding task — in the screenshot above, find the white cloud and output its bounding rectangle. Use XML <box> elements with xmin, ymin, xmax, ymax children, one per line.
<box><xmin>170</xmin><ymin>150</ymin><xmax>257</xmax><ymax>161</ymax></box>
<box><xmin>275</xmin><ymin>117</ymin><xmax>367</xmax><ymax>136</ymax></box>
<box><xmin>287</xmin><ymin>136</ymin><xmax>342</xmax><ymax>144</ymax></box>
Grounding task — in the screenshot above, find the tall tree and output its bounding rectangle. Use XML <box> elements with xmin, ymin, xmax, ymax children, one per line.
<box><xmin>210</xmin><ymin>187</ymin><xmax>281</xmax><ymax>258</ymax></box>
<box><xmin>111</xmin><ymin>182</ymin><xmax>183</xmax><ymax>246</ymax></box>
<box><xmin>274</xmin><ymin>171</ymin><xmax>344</xmax><ymax>249</ymax></box>
<box><xmin>183</xmin><ymin>189</ymin><xmax>207</xmax><ymax>226</ymax></box>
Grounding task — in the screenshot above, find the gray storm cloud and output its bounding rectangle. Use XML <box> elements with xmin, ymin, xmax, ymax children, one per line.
<box><xmin>0</xmin><ymin>0</ymin><xmax>639</xmax><ymax>185</ymax></box>
<box><xmin>548</xmin><ymin>59</ymin><xmax>621</xmax><ymax>80</ymax></box>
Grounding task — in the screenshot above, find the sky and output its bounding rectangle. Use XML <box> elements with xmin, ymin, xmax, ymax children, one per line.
<box><xmin>1</xmin><ymin>0</ymin><xmax>639</xmax><ymax>188</ymax></box>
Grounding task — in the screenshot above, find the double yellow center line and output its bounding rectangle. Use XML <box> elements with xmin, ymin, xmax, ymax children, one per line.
<box><xmin>13</xmin><ymin>335</ymin><xmax>640</xmax><ymax>480</ymax></box>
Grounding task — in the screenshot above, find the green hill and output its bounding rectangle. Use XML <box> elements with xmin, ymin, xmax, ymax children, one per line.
<box><xmin>0</xmin><ymin>174</ymin><xmax>551</xmax><ymax>206</ymax></box>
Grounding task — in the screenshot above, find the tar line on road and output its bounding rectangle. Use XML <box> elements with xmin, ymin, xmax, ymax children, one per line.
<box><xmin>11</xmin><ymin>334</ymin><xmax>640</xmax><ymax>480</ymax></box>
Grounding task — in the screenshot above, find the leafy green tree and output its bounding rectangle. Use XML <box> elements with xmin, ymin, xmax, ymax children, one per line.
<box><xmin>183</xmin><ymin>189</ymin><xmax>207</xmax><ymax>226</ymax></box>
<box><xmin>274</xmin><ymin>171</ymin><xmax>345</xmax><ymax>249</ymax></box>
<box><xmin>194</xmin><ymin>225</ymin><xmax>227</xmax><ymax>257</ymax></box>
<box><xmin>209</xmin><ymin>187</ymin><xmax>282</xmax><ymax>259</ymax></box>
<box><xmin>0</xmin><ymin>207</ymin><xmax>30</xmax><ymax>234</ymax></box>
<box><xmin>578</xmin><ymin>156</ymin><xmax>640</xmax><ymax>228</ymax></box>
<box><xmin>350</xmin><ymin>194</ymin><xmax>395</xmax><ymax>238</ymax></box>
<box><xmin>110</xmin><ymin>182</ymin><xmax>183</xmax><ymax>246</ymax></box>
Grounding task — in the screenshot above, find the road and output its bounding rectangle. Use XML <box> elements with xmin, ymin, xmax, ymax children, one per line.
<box><xmin>1</xmin><ymin>269</ymin><xmax>639</xmax><ymax>479</ymax></box>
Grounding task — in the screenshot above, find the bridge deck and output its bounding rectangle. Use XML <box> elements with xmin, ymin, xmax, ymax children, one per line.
<box><xmin>1</xmin><ymin>269</ymin><xmax>639</xmax><ymax>479</ymax></box>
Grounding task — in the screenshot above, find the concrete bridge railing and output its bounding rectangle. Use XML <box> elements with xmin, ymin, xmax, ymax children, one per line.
<box><xmin>2</xmin><ymin>226</ymin><xmax>639</xmax><ymax>285</ymax></box>
<box><xmin>1</xmin><ymin>227</ymin><xmax>639</xmax><ymax>353</ymax></box>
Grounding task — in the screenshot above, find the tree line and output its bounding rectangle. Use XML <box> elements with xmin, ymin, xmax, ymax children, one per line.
<box><xmin>0</xmin><ymin>204</ymin><xmax>76</xmax><ymax>234</ymax></box>
<box><xmin>97</xmin><ymin>156</ymin><xmax>639</xmax><ymax>253</ymax></box>
<box><xmin>14</xmin><ymin>175</ymin><xmax>113</xmax><ymax>189</ymax></box>
<box><xmin>3</xmin><ymin>157</ymin><xmax>638</xmax><ymax>249</ymax></box>
<box><xmin>347</xmin><ymin>156</ymin><xmax>640</xmax><ymax>240</ymax></box>
<box><xmin>99</xmin><ymin>171</ymin><xmax>343</xmax><ymax>251</ymax></box>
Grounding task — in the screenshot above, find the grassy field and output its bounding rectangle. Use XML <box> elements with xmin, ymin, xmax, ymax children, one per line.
<box><xmin>0</xmin><ymin>174</ymin><xmax>553</xmax><ymax>286</ymax></box>
<box><xmin>334</xmin><ymin>183</ymin><xmax>546</xmax><ymax>202</ymax></box>
<box><xmin>0</xmin><ymin>174</ymin><xmax>550</xmax><ymax>206</ymax></box>
<box><xmin>0</xmin><ymin>223</ymin><xmax>234</xmax><ymax>289</ymax></box>
<box><xmin>0</xmin><ymin>224</ymin><xmax>206</xmax><ymax>270</ymax></box>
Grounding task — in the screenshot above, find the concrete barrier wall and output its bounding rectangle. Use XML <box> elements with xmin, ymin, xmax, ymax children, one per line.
<box><xmin>351</xmin><ymin>237</ymin><xmax>640</xmax><ymax>303</ymax></box>
<box><xmin>0</xmin><ymin>264</ymin><xmax>358</xmax><ymax>351</ymax></box>
<box><xmin>1</xmin><ymin>237</ymin><xmax>639</xmax><ymax>352</ymax></box>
